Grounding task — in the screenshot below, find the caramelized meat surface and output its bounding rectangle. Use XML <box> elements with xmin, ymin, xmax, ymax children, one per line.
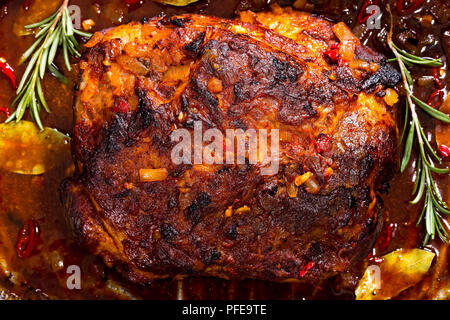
<box><xmin>61</xmin><ymin>7</ymin><xmax>400</xmax><ymax>284</ymax></box>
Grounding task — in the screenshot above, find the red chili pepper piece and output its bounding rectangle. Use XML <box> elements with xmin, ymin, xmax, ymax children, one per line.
<box><xmin>0</xmin><ymin>57</ymin><xmax>17</xmax><ymax>90</ymax></box>
<box><xmin>357</xmin><ymin>0</ymin><xmax>380</xmax><ymax>24</ymax></box>
<box><xmin>124</xmin><ymin>0</ymin><xmax>140</xmax><ymax>4</ymax></box>
<box><xmin>0</xmin><ymin>106</ymin><xmax>10</xmax><ymax>117</ymax></box>
<box><xmin>367</xmin><ymin>249</ymin><xmax>383</xmax><ymax>264</ymax></box>
<box><xmin>16</xmin><ymin>219</ymin><xmax>39</xmax><ymax>259</ymax></box>
<box><xmin>315</xmin><ymin>133</ymin><xmax>333</xmax><ymax>154</ymax></box>
<box><xmin>330</xmin><ymin>42</ymin><xmax>340</xmax><ymax>50</ymax></box>
<box><xmin>324</xmin><ymin>49</ymin><xmax>339</xmax><ymax>64</ymax></box>
<box><xmin>299</xmin><ymin>261</ymin><xmax>316</xmax><ymax>278</ymax></box>
<box><xmin>432</xmin><ymin>67</ymin><xmax>443</xmax><ymax>89</ymax></box>
<box><xmin>427</xmin><ymin>89</ymin><xmax>443</xmax><ymax>108</ymax></box>
<box><xmin>112</xmin><ymin>97</ymin><xmax>129</xmax><ymax>113</ymax></box>
<box><xmin>439</xmin><ymin>145</ymin><xmax>450</xmax><ymax>158</ymax></box>
<box><xmin>396</xmin><ymin>0</ymin><xmax>425</xmax><ymax>15</ymax></box>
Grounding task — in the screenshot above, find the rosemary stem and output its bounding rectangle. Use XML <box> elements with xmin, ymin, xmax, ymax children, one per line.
<box><xmin>388</xmin><ymin>39</ymin><xmax>425</xmax><ymax>152</ymax></box>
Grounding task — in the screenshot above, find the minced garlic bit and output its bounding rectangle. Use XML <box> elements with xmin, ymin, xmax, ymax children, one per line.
<box><xmin>384</xmin><ymin>88</ymin><xmax>399</xmax><ymax>106</ymax></box>
<box><xmin>139</xmin><ymin>168</ymin><xmax>168</xmax><ymax>182</ymax></box>
<box><xmin>294</xmin><ymin>172</ymin><xmax>312</xmax><ymax>186</ymax></box>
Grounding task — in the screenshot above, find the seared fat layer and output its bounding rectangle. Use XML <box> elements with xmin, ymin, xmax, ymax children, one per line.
<box><xmin>61</xmin><ymin>6</ymin><xmax>400</xmax><ymax>284</ymax></box>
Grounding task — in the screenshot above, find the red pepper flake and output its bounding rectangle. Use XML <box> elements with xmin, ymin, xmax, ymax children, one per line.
<box><xmin>0</xmin><ymin>57</ymin><xmax>17</xmax><ymax>90</ymax></box>
<box><xmin>432</xmin><ymin>67</ymin><xmax>443</xmax><ymax>89</ymax></box>
<box><xmin>16</xmin><ymin>219</ymin><xmax>39</xmax><ymax>259</ymax></box>
<box><xmin>396</xmin><ymin>0</ymin><xmax>425</xmax><ymax>15</ymax></box>
<box><xmin>112</xmin><ymin>97</ymin><xmax>129</xmax><ymax>113</ymax></box>
<box><xmin>315</xmin><ymin>133</ymin><xmax>332</xmax><ymax>154</ymax></box>
<box><xmin>427</xmin><ymin>68</ymin><xmax>444</xmax><ymax>108</ymax></box>
<box><xmin>367</xmin><ymin>248</ymin><xmax>383</xmax><ymax>264</ymax></box>
<box><xmin>357</xmin><ymin>0</ymin><xmax>380</xmax><ymax>24</ymax></box>
<box><xmin>427</xmin><ymin>89</ymin><xmax>443</xmax><ymax>108</ymax></box>
<box><xmin>299</xmin><ymin>261</ymin><xmax>316</xmax><ymax>278</ymax></box>
<box><xmin>330</xmin><ymin>42</ymin><xmax>340</xmax><ymax>50</ymax></box>
<box><xmin>324</xmin><ymin>49</ymin><xmax>340</xmax><ymax>64</ymax></box>
<box><xmin>439</xmin><ymin>145</ymin><xmax>450</xmax><ymax>158</ymax></box>
<box><xmin>0</xmin><ymin>106</ymin><xmax>10</xmax><ymax>117</ymax></box>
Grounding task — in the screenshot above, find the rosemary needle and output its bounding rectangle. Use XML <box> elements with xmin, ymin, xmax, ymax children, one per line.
<box><xmin>6</xmin><ymin>0</ymin><xmax>91</xmax><ymax>130</ymax></box>
<box><xmin>388</xmin><ymin>30</ymin><xmax>450</xmax><ymax>244</ymax></box>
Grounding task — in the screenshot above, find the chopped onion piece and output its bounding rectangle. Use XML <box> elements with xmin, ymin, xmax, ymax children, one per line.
<box><xmin>139</xmin><ymin>168</ymin><xmax>168</xmax><ymax>182</ymax></box>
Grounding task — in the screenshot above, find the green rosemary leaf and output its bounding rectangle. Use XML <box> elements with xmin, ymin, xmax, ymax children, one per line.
<box><xmin>400</xmin><ymin>60</ymin><xmax>413</xmax><ymax>86</ymax></box>
<box><xmin>62</xmin><ymin>39</ymin><xmax>71</xmax><ymax>71</ymax></box>
<box><xmin>435</xmin><ymin>218</ymin><xmax>449</xmax><ymax>242</ymax></box>
<box><xmin>43</xmin><ymin>26</ymin><xmax>60</xmax><ymax>49</ymax></box>
<box><xmin>411</xmin><ymin>165</ymin><xmax>425</xmax><ymax>204</ymax></box>
<box><xmin>48</xmin><ymin>26</ymin><xmax>62</xmax><ymax>65</ymax></box>
<box><xmin>40</xmin><ymin>47</ymin><xmax>49</xmax><ymax>79</ymax></box>
<box><xmin>418</xmin><ymin>123</ymin><xmax>441</xmax><ymax>162</ymax></box>
<box><xmin>430</xmin><ymin>177</ymin><xmax>448</xmax><ymax>208</ymax></box>
<box><xmin>64</xmin><ymin>9</ymin><xmax>74</xmax><ymax>36</ymax></box>
<box><xmin>48</xmin><ymin>63</ymin><xmax>68</xmax><ymax>84</ymax></box>
<box><xmin>412</xmin><ymin>156</ymin><xmax>422</xmax><ymax>195</ymax></box>
<box><xmin>392</xmin><ymin>42</ymin><xmax>443</xmax><ymax>66</ymax></box>
<box><xmin>399</xmin><ymin>100</ymin><xmax>409</xmax><ymax>143</ymax></box>
<box><xmin>36</xmin><ymin>78</ymin><xmax>50</xmax><ymax>113</ymax></box>
<box><xmin>401</xmin><ymin>55</ymin><xmax>443</xmax><ymax>67</ymax></box>
<box><xmin>417</xmin><ymin>201</ymin><xmax>427</xmax><ymax>226</ymax></box>
<box><xmin>425</xmin><ymin>193</ymin><xmax>435</xmax><ymax>238</ymax></box>
<box><xmin>410</xmin><ymin>93</ymin><xmax>450</xmax><ymax>123</ymax></box>
<box><xmin>400</xmin><ymin>122</ymin><xmax>414</xmax><ymax>173</ymax></box>
<box><xmin>19</xmin><ymin>36</ymin><xmax>44</xmax><ymax>65</ymax></box>
<box><xmin>30</xmin><ymin>91</ymin><xmax>44</xmax><ymax>130</ymax></box>
<box><xmin>73</xmin><ymin>29</ymin><xmax>93</xmax><ymax>38</ymax></box>
<box><xmin>430</xmin><ymin>191</ymin><xmax>450</xmax><ymax>215</ymax></box>
<box><xmin>17</xmin><ymin>49</ymin><xmax>39</xmax><ymax>93</ymax></box>
<box><xmin>35</xmin><ymin>22</ymin><xmax>52</xmax><ymax>39</ymax></box>
<box><xmin>25</xmin><ymin>12</ymin><xmax>58</xmax><ymax>29</ymax></box>
<box><xmin>419</xmin><ymin>145</ymin><xmax>450</xmax><ymax>174</ymax></box>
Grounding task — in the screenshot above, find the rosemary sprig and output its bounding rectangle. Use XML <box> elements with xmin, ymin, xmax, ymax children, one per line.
<box><xmin>6</xmin><ymin>0</ymin><xmax>91</xmax><ymax>130</ymax></box>
<box><xmin>388</xmin><ymin>37</ymin><xmax>450</xmax><ymax>244</ymax></box>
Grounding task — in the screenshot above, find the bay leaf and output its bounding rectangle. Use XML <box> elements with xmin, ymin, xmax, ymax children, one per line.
<box><xmin>355</xmin><ymin>248</ymin><xmax>435</xmax><ymax>300</ymax></box>
<box><xmin>0</xmin><ymin>121</ymin><xmax>70</xmax><ymax>175</ymax></box>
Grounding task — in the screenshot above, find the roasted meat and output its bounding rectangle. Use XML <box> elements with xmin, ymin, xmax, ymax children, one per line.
<box><xmin>61</xmin><ymin>6</ymin><xmax>400</xmax><ymax>284</ymax></box>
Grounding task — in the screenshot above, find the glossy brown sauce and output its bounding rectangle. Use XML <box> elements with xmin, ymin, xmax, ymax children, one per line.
<box><xmin>0</xmin><ymin>0</ymin><xmax>448</xmax><ymax>300</ymax></box>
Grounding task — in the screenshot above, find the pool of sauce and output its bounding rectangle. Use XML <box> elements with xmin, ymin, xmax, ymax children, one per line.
<box><xmin>0</xmin><ymin>0</ymin><xmax>448</xmax><ymax>299</ymax></box>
